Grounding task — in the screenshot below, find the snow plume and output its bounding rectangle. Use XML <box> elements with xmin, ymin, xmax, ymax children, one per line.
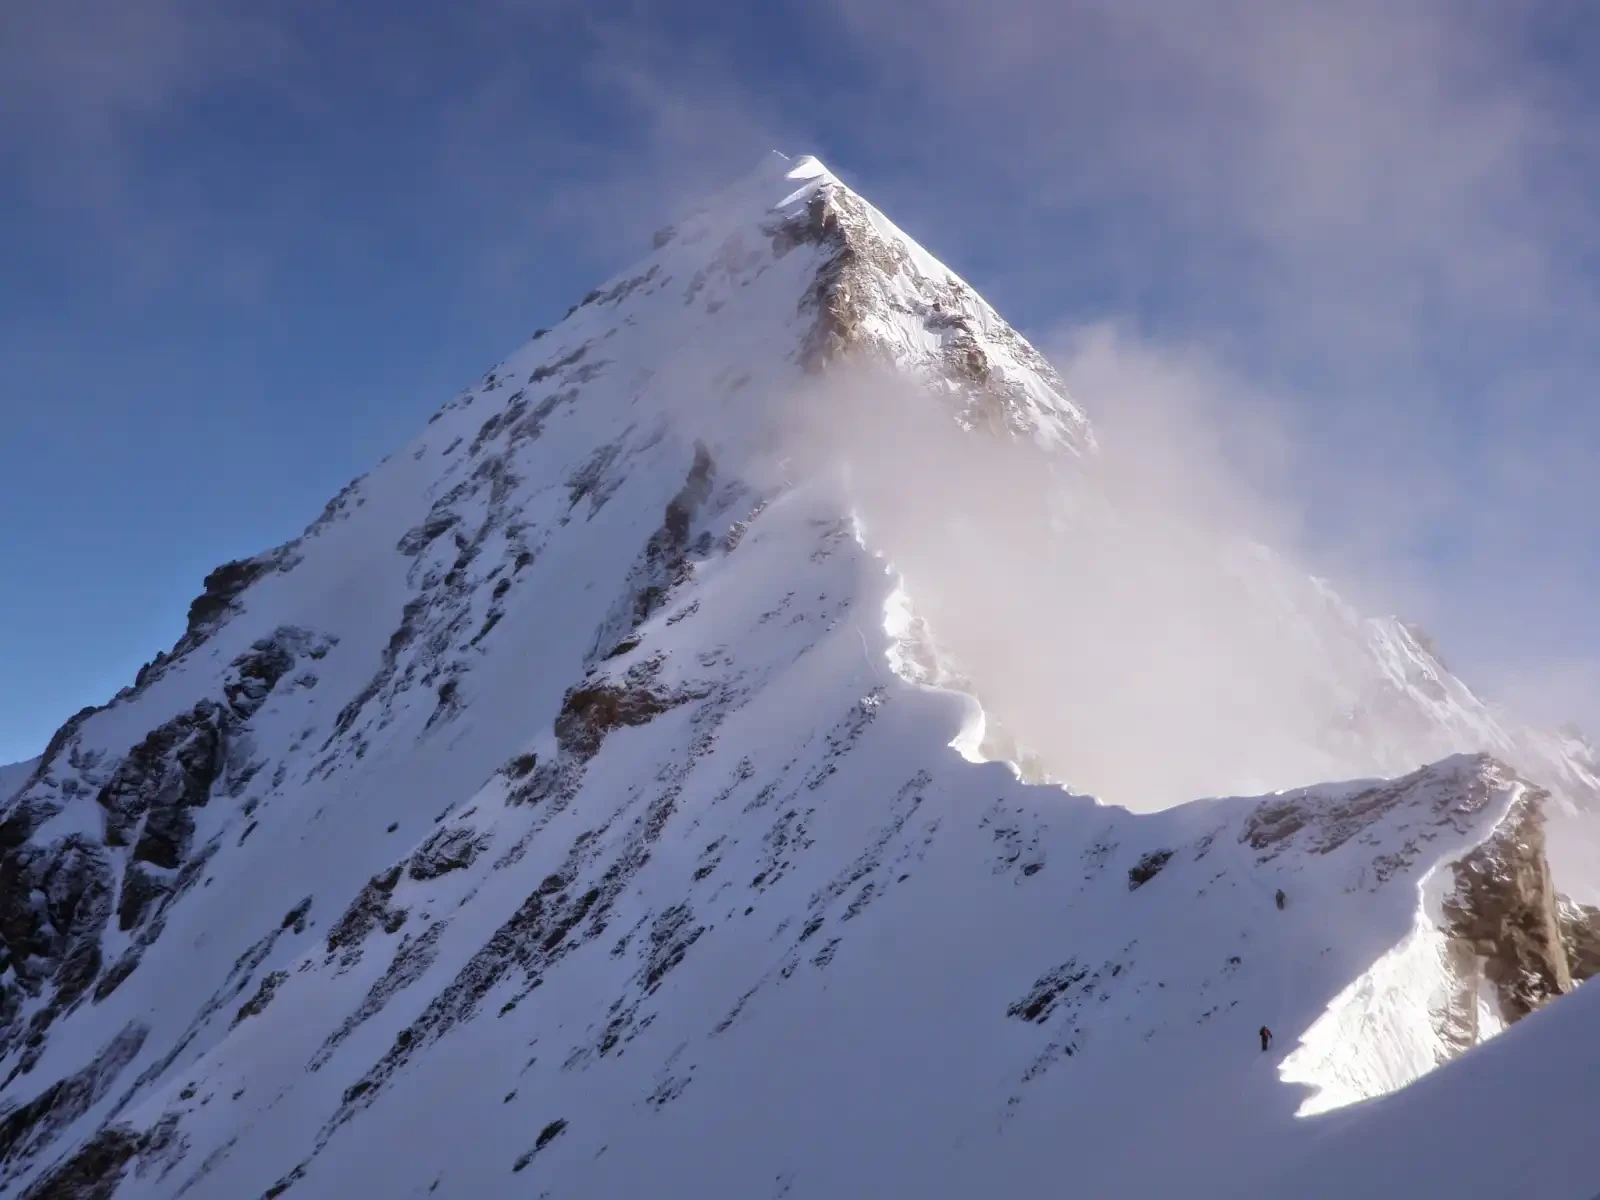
<box><xmin>765</xmin><ymin>356</ymin><xmax>1383</xmax><ymax>811</ymax></box>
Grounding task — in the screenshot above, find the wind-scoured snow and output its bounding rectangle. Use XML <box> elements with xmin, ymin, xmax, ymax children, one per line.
<box><xmin>1</xmin><ymin>153</ymin><xmax>1597</xmax><ymax>1199</ymax></box>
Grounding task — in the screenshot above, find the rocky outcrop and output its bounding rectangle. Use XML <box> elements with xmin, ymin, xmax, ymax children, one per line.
<box><xmin>1441</xmin><ymin>787</ymin><xmax>1592</xmax><ymax>1024</ymax></box>
<box><xmin>223</xmin><ymin>627</ymin><xmax>329</xmax><ymax>720</ymax></box>
<box><xmin>1558</xmin><ymin>897</ymin><xmax>1600</xmax><ymax>982</ymax></box>
<box><xmin>554</xmin><ymin>676</ymin><xmax>692</xmax><ymax>765</ymax></box>
<box><xmin>325</xmin><ymin>866</ymin><xmax>408</xmax><ymax>965</ymax></box>
<box><xmin>763</xmin><ymin>177</ymin><xmax>1090</xmax><ymax>448</ymax></box>
<box><xmin>767</xmin><ymin>186</ymin><xmax>899</xmax><ymax>373</ymax></box>
<box><xmin>1243</xmin><ymin>755</ymin><xmax>1512</xmax><ymax>891</ymax></box>
<box><xmin>504</xmin><ymin>660</ymin><xmax>709</xmax><ymax>819</ymax></box>
<box><xmin>20</xmin><ymin>1123</ymin><xmax>146</xmax><ymax>1200</ymax></box>
<box><xmin>125</xmin><ymin>550</ymin><xmax>306</xmax><ymax>697</ymax></box>
<box><xmin>407</xmin><ymin>827</ymin><xmax>488</xmax><ymax>882</ymax></box>
<box><xmin>0</xmin><ymin>628</ymin><xmax>330</xmax><ymax>1083</ymax></box>
<box><xmin>0</xmin><ymin>834</ymin><xmax>115</xmax><ymax>1067</ymax></box>
<box><xmin>0</xmin><ymin>1022</ymin><xmax>147</xmax><ymax>1183</ymax></box>
<box><xmin>1245</xmin><ymin>759</ymin><xmax>1498</xmax><ymax>860</ymax></box>
<box><xmin>233</xmin><ymin>970</ymin><xmax>289</xmax><ymax>1027</ymax></box>
<box><xmin>98</xmin><ymin>701</ymin><xmax>225</xmax><ymax>856</ymax></box>
<box><xmin>588</xmin><ymin>443</ymin><xmax>720</xmax><ymax>661</ymax></box>
<box><xmin>1127</xmin><ymin>849</ymin><xmax>1174</xmax><ymax>890</ymax></box>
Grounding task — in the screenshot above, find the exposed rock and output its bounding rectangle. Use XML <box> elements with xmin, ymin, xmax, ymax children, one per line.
<box><xmin>397</xmin><ymin>513</ymin><xmax>460</xmax><ymax>557</ymax></box>
<box><xmin>512</xmin><ymin>1118</ymin><xmax>568</xmax><ymax>1172</ymax></box>
<box><xmin>221</xmin><ymin>628</ymin><xmax>331</xmax><ymax>721</ymax></box>
<box><xmin>97</xmin><ymin>702</ymin><xmax>226</xmax><ymax>853</ymax></box>
<box><xmin>117</xmin><ymin>865</ymin><xmax>170</xmax><ymax>932</ymax></box>
<box><xmin>1442</xmin><ymin>790</ymin><xmax>1571</xmax><ymax>1021</ymax></box>
<box><xmin>1243</xmin><ymin>756</ymin><xmax>1499</xmax><ymax>873</ymax></box>
<box><xmin>91</xmin><ymin>949</ymin><xmax>143</xmax><ymax>1004</ymax></box>
<box><xmin>554</xmin><ymin>678</ymin><xmax>691</xmax><ymax>765</ymax></box>
<box><xmin>326</xmin><ymin>879</ymin><xmax>601</xmax><ymax>1128</ymax></box>
<box><xmin>1128</xmin><ymin>850</ymin><xmax>1174</xmax><ymax>891</ymax></box>
<box><xmin>131</xmin><ymin>802</ymin><xmax>196</xmax><ymax>872</ymax></box>
<box><xmin>17</xmin><ymin>708</ymin><xmax>101</xmax><ymax>802</ymax></box>
<box><xmin>529</xmin><ymin>344</ymin><xmax>589</xmax><ymax>385</ymax></box>
<box><xmin>281</xmin><ymin>896</ymin><xmax>313</xmax><ymax>934</ymax></box>
<box><xmin>501</xmin><ymin>753</ymin><xmax>538</xmax><ymax>780</ymax></box>
<box><xmin>767</xmin><ymin>187</ymin><xmax>904</xmax><ymax>374</ymax></box>
<box><xmin>164</xmin><ymin>548</ymin><xmax>300</xmax><ymax>665</ymax></box>
<box><xmin>19</xmin><ymin>1124</ymin><xmax>144</xmax><ymax>1200</ymax></box>
<box><xmin>565</xmin><ymin>439</ymin><xmax>628</xmax><ymax>519</ymax></box>
<box><xmin>320</xmin><ymin>671</ymin><xmax>741</xmax><ymax>1128</ymax></box>
<box><xmin>642</xmin><ymin>904</ymin><xmax>704</xmax><ymax>994</ymax></box>
<box><xmin>327</xmin><ymin>598</ymin><xmax>427</xmax><ymax>746</ymax></box>
<box><xmin>0</xmin><ymin>835</ymin><xmax>114</xmax><ymax>1008</ymax></box>
<box><xmin>1007</xmin><ymin>959</ymin><xmax>1089</xmax><ymax>1024</ymax></box>
<box><xmin>0</xmin><ymin>1022</ymin><xmax>147</xmax><ymax>1180</ymax></box>
<box><xmin>326</xmin><ymin>866</ymin><xmax>407</xmax><ymax>960</ymax></box>
<box><xmin>185</xmin><ymin>557</ymin><xmax>274</xmax><ymax>635</ymax></box>
<box><xmin>313</xmin><ymin>921</ymin><xmax>446</xmax><ymax>1068</ymax></box>
<box><xmin>233</xmin><ymin>971</ymin><xmax>289</xmax><ymax>1026</ymax></box>
<box><xmin>1558</xmin><ymin>896</ymin><xmax>1600</xmax><ymax>982</ymax></box>
<box><xmin>589</xmin><ymin>443</ymin><xmax>718</xmax><ymax>659</ymax></box>
<box><xmin>407</xmin><ymin>828</ymin><xmax>488</xmax><ymax>882</ymax></box>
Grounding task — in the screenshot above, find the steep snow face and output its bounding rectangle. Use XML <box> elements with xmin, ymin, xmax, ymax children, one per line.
<box><xmin>1218</xmin><ymin>966</ymin><xmax>1600</xmax><ymax>1200</ymax></box>
<box><xmin>0</xmin><ymin>153</ymin><xmax>1597</xmax><ymax>1197</ymax></box>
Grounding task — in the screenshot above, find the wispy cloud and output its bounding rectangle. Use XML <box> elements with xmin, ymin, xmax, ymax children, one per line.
<box><xmin>815</xmin><ymin>0</ymin><xmax>1600</xmax><ymax>727</ymax></box>
<box><xmin>1</xmin><ymin>0</ymin><xmax>296</xmax><ymax>293</ymax></box>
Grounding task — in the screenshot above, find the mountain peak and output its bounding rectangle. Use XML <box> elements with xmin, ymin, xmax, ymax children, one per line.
<box><xmin>2</xmin><ymin>154</ymin><xmax>1598</xmax><ymax>1199</ymax></box>
<box><xmin>540</xmin><ymin>150</ymin><xmax>1093</xmax><ymax>459</ymax></box>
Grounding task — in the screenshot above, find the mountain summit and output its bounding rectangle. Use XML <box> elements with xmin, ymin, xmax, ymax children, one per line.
<box><xmin>2</xmin><ymin>154</ymin><xmax>1598</xmax><ymax>1198</ymax></box>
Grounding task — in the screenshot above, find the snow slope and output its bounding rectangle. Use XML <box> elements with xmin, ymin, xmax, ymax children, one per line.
<box><xmin>1219</xmin><ymin>972</ymin><xmax>1600</xmax><ymax>1200</ymax></box>
<box><xmin>1</xmin><ymin>153</ymin><xmax>1597</xmax><ymax>1198</ymax></box>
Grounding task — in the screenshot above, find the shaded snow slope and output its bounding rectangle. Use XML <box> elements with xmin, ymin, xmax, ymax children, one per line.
<box><xmin>1</xmin><ymin>153</ymin><xmax>1597</xmax><ymax>1197</ymax></box>
<box><xmin>1219</xmin><ymin>972</ymin><xmax>1600</xmax><ymax>1200</ymax></box>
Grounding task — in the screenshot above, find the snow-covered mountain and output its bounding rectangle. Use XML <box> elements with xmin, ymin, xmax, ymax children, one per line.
<box><xmin>2</xmin><ymin>153</ymin><xmax>1597</xmax><ymax>1198</ymax></box>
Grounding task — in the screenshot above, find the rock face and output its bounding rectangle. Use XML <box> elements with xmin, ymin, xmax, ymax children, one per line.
<box><xmin>22</xmin><ymin>1122</ymin><xmax>150</xmax><ymax>1200</ymax></box>
<box><xmin>1442</xmin><ymin>790</ymin><xmax>1575</xmax><ymax>1021</ymax></box>
<box><xmin>0</xmin><ymin>1022</ymin><xmax>147</xmax><ymax>1182</ymax></box>
<box><xmin>0</xmin><ymin>627</ymin><xmax>332</xmax><ymax>1077</ymax></box>
<box><xmin>1558</xmin><ymin>896</ymin><xmax>1600</xmax><ymax>982</ymax></box>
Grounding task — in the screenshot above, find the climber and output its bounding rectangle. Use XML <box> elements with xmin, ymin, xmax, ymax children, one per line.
<box><xmin>1259</xmin><ymin>1026</ymin><xmax>1272</xmax><ymax>1052</ymax></box>
<box><xmin>1275</xmin><ymin>889</ymin><xmax>1286</xmax><ymax>910</ymax></box>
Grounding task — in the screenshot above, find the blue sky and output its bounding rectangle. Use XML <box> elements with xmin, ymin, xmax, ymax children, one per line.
<box><xmin>3</xmin><ymin>0</ymin><xmax>1599</xmax><ymax>764</ymax></box>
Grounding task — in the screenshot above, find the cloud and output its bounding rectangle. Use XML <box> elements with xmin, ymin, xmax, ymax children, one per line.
<box><xmin>765</xmin><ymin>359</ymin><xmax>1394</xmax><ymax>809</ymax></box>
<box><xmin>1046</xmin><ymin>322</ymin><xmax>1453</xmax><ymax>623</ymax></box>
<box><xmin>829</xmin><ymin>0</ymin><xmax>1595</xmax><ymax>343</ymax></box>
<box><xmin>0</xmin><ymin>0</ymin><xmax>299</xmax><ymax>298</ymax></box>
<box><xmin>0</xmin><ymin>0</ymin><xmax>281</xmax><ymax>138</ymax></box>
<box><xmin>816</xmin><ymin>0</ymin><xmax>1600</xmax><ymax>731</ymax></box>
